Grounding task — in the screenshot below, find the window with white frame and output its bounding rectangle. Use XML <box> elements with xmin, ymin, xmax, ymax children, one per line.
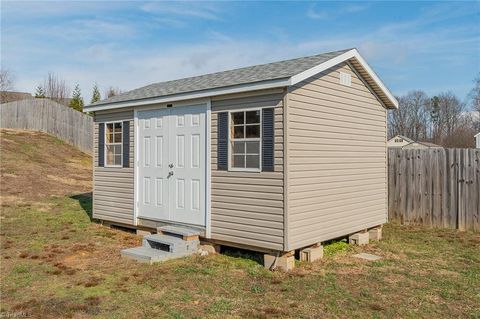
<box><xmin>229</xmin><ymin>109</ymin><xmax>261</xmax><ymax>170</ymax></box>
<box><xmin>105</xmin><ymin>122</ymin><xmax>123</xmax><ymax>166</ymax></box>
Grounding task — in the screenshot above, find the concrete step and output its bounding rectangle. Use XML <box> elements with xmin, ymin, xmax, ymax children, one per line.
<box><xmin>121</xmin><ymin>246</ymin><xmax>195</xmax><ymax>264</ymax></box>
<box><xmin>156</xmin><ymin>225</ymin><xmax>201</xmax><ymax>240</ymax></box>
<box><xmin>143</xmin><ymin>234</ymin><xmax>199</xmax><ymax>253</ymax></box>
<box><xmin>121</xmin><ymin>246</ymin><xmax>169</xmax><ymax>263</ymax></box>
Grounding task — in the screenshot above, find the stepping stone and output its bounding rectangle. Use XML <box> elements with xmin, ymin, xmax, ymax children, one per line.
<box><xmin>353</xmin><ymin>253</ymin><xmax>382</xmax><ymax>261</ymax></box>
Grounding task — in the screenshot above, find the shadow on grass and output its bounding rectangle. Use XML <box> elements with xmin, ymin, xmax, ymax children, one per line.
<box><xmin>70</xmin><ymin>192</ymin><xmax>93</xmax><ymax>220</ymax></box>
<box><xmin>221</xmin><ymin>246</ymin><xmax>264</xmax><ymax>266</ymax></box>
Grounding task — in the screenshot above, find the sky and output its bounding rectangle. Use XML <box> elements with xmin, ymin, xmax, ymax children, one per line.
<box><xmin>1</xmin><ymin>1</ymin><xmax>479</xmax><ymax>105</ymax></box>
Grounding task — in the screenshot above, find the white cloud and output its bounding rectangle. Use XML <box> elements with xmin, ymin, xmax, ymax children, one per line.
<box><xmin>307</xmin><ymin>2</ymin><xmax>370</xmax><ymax>20</ymax></box>
<box><xmin>140</xmin><ymin>2</ymin><xmax>222</xmax><ymax>20</ymax></box>
<box><xmin>306</xmin><ymin>4</ymin><xmax>329</xmax><ymax>20</ymax></box>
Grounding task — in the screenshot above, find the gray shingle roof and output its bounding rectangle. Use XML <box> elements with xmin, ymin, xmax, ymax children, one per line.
<box><xmin>92</xmin><ymin>48</ymin><xmax>352</xmax><ymax>106</ymax></box>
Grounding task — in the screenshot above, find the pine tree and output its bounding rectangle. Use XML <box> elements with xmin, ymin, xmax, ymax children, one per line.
<box><xmin>430</xmin><ymin>96</ymin><xmax>440</xmax><ymax>144</ymax></box>
<box><xmin>91</xmin><ymin>83</ymin><xmax>101</xmax><ymax>104</ymax></box>
<box><xmin>35</xmin><ymin>85</ymin><xmax>46</xmax><ymax>98</ymax></box>
<box><xmin>69</xmin><ymin>84</ymin><xmax>84</xmax><ymax>112</ymax></box>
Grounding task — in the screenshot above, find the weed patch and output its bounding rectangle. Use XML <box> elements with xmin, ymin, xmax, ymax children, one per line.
<box><xmin>323</xmin><ymin>239</ymin><xmax>350</xmax><ymax>257</ymax></box>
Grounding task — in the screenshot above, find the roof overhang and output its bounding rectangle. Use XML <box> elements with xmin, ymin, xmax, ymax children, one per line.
<box><xmin>84</xmin><ymin>77</ymin><xmax>290</xmax><ymax>112</ymax></box>
<box><xmin>84</xmin><ymin>48</ymin><xmax>398</xmax><ymax>112</ymax></box>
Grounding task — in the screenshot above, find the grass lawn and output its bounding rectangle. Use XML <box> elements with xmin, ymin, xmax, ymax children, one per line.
<box><xmin>1</xmin><ymin>129</ymin><xmax>479</xmax><ymax>319</ymax></box>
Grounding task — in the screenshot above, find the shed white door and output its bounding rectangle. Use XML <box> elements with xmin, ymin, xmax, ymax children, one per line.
<box><xmin>137</xmin><ymin>105</ymin><xmax>206</xmax><ymax>226</ymax></box>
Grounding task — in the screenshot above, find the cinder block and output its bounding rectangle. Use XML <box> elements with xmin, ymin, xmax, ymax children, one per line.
<box><xmin>349</xmin><ymin>232</ymin><xmax>369</xmax><ymax>246</ymax></box>
<box><xmin>198</xmin><ymin>243</ymin><xmax>220</xmax><ymax>255</ymax></box>
<box><xmin>136</xmin><ymin>229</ymin><xmax>152</xmax><ymax>236</ymax></box>
<box><xmin>264</xmin><ymin>253</ymin><xmax>295</xmax><ymax>271</ymax></box>
<box><xmin>369</xmin><ymin>228</ymin><xmax>382</xmax><ymax>241</ymax></box>
<box><xmin>299</xmin><ymin>245</ymin><xmax>324</xmax><ymax>262</ymax></box>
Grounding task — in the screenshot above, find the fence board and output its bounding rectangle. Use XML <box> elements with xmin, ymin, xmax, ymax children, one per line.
<box><xmin>0</xmin><ymin>99</ymin><xmax>93</xmax><ymax>154</ymax></box>
<box><xmin>389</xmin><ymin>148</ymin><xmax>479</xmax><ymax>232</ymax></box>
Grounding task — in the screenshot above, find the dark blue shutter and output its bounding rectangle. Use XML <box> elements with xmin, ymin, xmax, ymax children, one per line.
<box><xmin>122</xmin><ymin>121</ymin><xmax>130</xmax><ymax>168</ymax></box>
<box><xmin>98</xmin><ymin>123</ymin><xmax>105</xmax><ymax>167</ymax></box>
<box><xmin>262</xmin><ymin>108</ymin><xmax>274</xmax><ymax>172</ymax></box>
<box><xmin>217</xmin><ymin>112</ymin><xmax>228</xmax><ymax>170</ymax></box>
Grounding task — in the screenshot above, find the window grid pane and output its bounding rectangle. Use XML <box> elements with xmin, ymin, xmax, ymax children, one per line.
<box><xmin>233</xmin><ymin>126</ymin><xmax>244</xmax><ymax>138</ymax></box>
<box><xmin>232</xmin><ymin>155</ymin><xmax>245</xmax><ymax>168</ymax></box>
<box><xmin>105</xmin><ymin>122</ymin><xmax>123</xmax><ymax>166</ymax></box>
<box><xmin>246</xmin><ymin>155</ymin><xmax>259</xmax><ymax>169</ymax></box>
<box><xmin>245</xmin><ymin>110</ymin><xmax>260</xmax><ymax>124</ymax></box>
<box><xmin>245</xmin><ymin>125</ymin><xmax>260</xmax><ymax>138</ymax></box>
<box><xmin>230</xmin><ymin>110</ymin><xmax>261</xmax><ymax>170</ymax></box>
<box><xmin>246</xmin><ymin>141</ymin><xmax>260</xmax><ymax>154</ymax></box>
<box><xmin>232</xmin><ymin>112</ymin><xmax>244</xmax><ymax>125</ymax></box>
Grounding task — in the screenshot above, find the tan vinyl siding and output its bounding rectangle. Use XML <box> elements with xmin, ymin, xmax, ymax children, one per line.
<box><xmin>93</xmin><ymin>110</ymin><xmax>135</xmax><ymax>226</ymax></box>
<box><xmin>211</xmin><ymin>90</ymin><xmax>285</xmax><ymax>251</ymax></box>
<box><xmin>286</xmin><ymin>62</ymin><xmax>387</xmax><ymax>250</ymax></box>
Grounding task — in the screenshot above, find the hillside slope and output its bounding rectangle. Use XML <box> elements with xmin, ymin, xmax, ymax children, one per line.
<box><xmin>0</xmin><ymin>129</ymin><xmax>92</xmax><ymax>205</ymax></box>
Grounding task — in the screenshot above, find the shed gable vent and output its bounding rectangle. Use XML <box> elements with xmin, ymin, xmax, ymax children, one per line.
<box><xmin>339</xmin><ymin>72</ymin><xmax>351</xmax><ymax>86</ymax></box>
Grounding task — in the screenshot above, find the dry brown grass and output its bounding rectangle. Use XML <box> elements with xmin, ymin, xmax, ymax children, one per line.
<box><xmin>0</xmin><ymin>129</ymin><xmax>92</xmax><ymax>202</ymax></box>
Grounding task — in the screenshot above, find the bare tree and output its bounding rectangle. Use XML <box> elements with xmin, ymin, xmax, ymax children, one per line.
<box><xmin>389</xmin><ymin>90</ymin><xmax>474</xmax><ymax>147</ymax></box>
<box><xmin>0</xmin><ymin>69</ymin><xmax>16</xmax><ymax>103</ymax></box>
<box><xmin>437</xmin><ymin>92</ymin><xmax>464</xmax><ymax>139</ymax></box>
<box><xmin>388</xmin><ymin>96</ymin><xmax>409</xmax><ymax>138</ymax></box>
<box><xmin>388</xmin><ymin>90</ymin><xmax>429</xmax><ymax>140</ymax></box>
<box><xmin>467</xmin><ymin>74</ymin><xmax>480</xmax><ymax>131</ymax></box>
<box><xmin>105</xmin><ymin>86</ymin><xmax>123</xmax><ymax>98</ymax></box>
<box><xmin>0</xmin><ymin>69</ymin><xmax>15</xmax><ymax>92</ymax></box>
<box><xmin>469</xmin><ymin>74</ymin><xmax>480</xmax><ymax>112</ymax></box>
<box><xmin>442</xmin><ymin>124</ymin><xmax>476</xmax><ymax>148</ymax></box>
<box><xmin>43</xmin><ymin>72</ymin><xmax>70</xmax><ymax>104</ymax></box>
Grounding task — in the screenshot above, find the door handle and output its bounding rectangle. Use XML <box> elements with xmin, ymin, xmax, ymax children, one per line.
<box><xmin>167</xmin><ymin>171</ymin><xmax>174</xmax><ymax>178</ymax></box>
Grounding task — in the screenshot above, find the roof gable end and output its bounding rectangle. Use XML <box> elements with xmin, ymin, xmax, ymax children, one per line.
<box><xmin>289</xmin><ymin>49</ymin><xmax>398</xmax><ymax>109</ymax></box>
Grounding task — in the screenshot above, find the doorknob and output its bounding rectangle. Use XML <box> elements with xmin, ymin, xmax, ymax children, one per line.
<box><xmin>168</xmin><ymin>171</ymin><xmax>174</xmax><ymax>178</ymax></box>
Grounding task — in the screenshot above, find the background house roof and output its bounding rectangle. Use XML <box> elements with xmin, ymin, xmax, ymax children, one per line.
<box><xmin>415</xmin><ymin>141</ymin><xmax>443</xmax><ymax>148</ymax></box>
<box><xmin>91</xmin><ymin>49</ymin><xmax>351</xmax><ymax>107</ymax></box>
<box><xmin>389</xmin><ymin>135</ymin><xmax>414</xmax><ymax>143</ymax></box>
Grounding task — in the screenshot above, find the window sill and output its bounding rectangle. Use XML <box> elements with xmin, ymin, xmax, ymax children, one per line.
<box><xmin>228</xmin><ymin>168</ymin><xmax>261</xmax><ymax>173</ymax></box>
<box><xmin>104</xmin><ymin>165</ymin><xmax>123</xmax><ymax>168</ymax></box>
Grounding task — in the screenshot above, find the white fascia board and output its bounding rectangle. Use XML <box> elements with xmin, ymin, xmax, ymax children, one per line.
<box><xmin>289</xmin><ymin>49</ymin><xmax>356</xmax><ymax>85</ymax></box>
<box><xmin>84</xmin><ymin>77</ymin><xmax>290</xmax><ymax>112</ymax></box>
<box><xmin>289</xmin><ymin>49</ymin><xmax>399</xmax><ymax>109</ymax></box>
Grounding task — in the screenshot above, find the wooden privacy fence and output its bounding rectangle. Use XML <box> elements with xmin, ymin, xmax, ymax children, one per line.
<box><xmin>388</xmin><ymin>148</ymin><xmax>479</xmax><ymax>232</ymax></box>
<box><xmin>0</xmin><ymin>99</ymin><xmax>93</xmax><ymax>154</ymax></box>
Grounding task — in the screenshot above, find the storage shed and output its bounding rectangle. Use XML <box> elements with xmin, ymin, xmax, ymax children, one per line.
<box><xmin>85</xmin><ymin>48</ymin><xmax>398</xmax><ymax>267</ymax></box>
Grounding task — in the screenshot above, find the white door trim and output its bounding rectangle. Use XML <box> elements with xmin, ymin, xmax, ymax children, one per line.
<box><xmin>205</xmin><ymin>98</ymin><xmax>212</xmax><ymax>238</ymax></box>
<box><xmin>133</xmin><ymin>99</ymin><xmax>211</xmax><ymax>234</ymax></box>
<box><xmin>133</xmin><ymin>108</ymin><xmax>139</xmax><ymax>226</ymax></box>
